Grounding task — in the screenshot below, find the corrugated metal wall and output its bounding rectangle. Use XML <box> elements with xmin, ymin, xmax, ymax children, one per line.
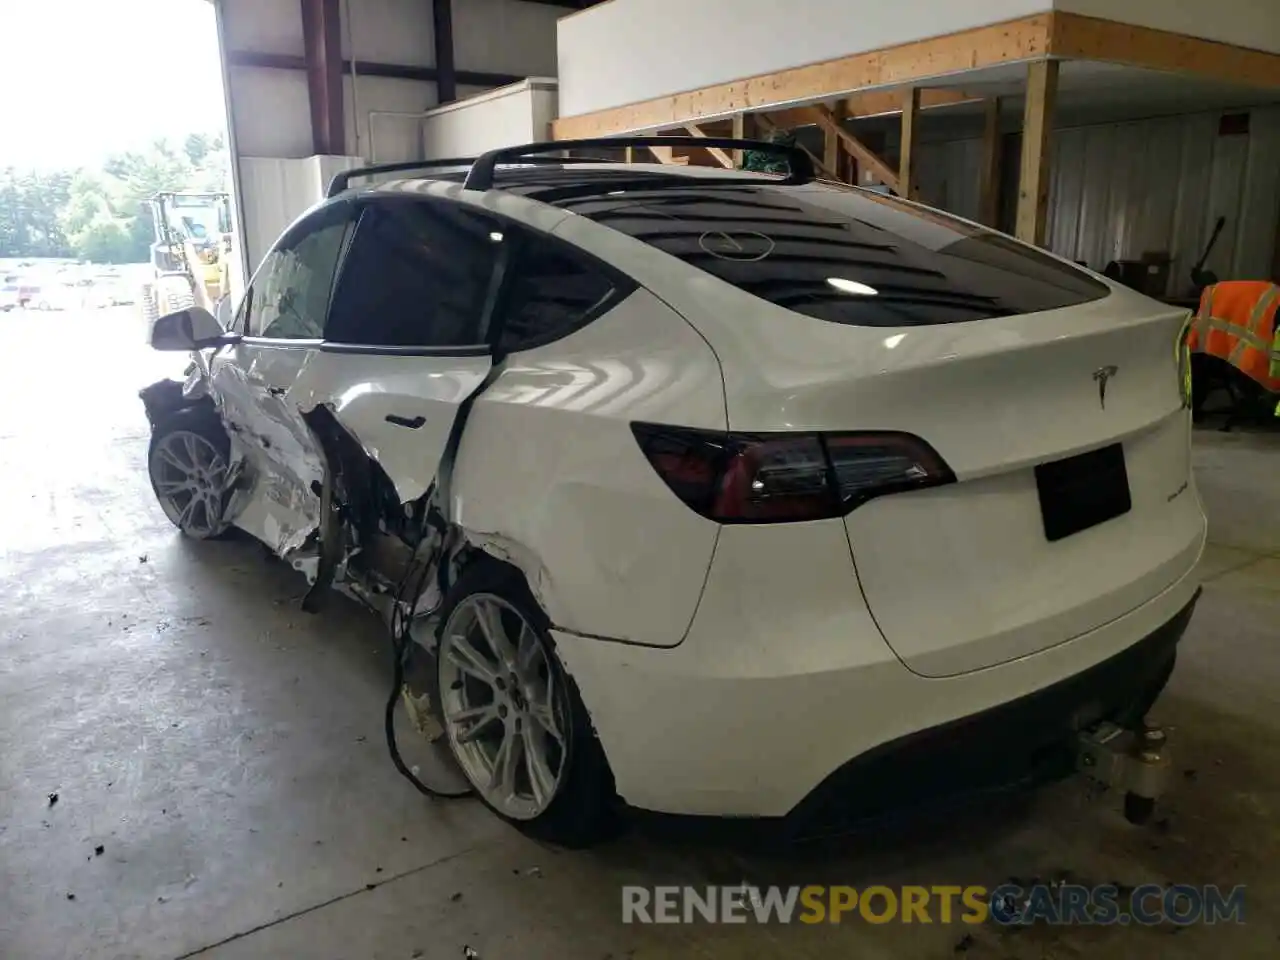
<box><xmin>917</xmin><ymin>105</ymin><xmax>1280</xmax><ymax>295</ymax></box>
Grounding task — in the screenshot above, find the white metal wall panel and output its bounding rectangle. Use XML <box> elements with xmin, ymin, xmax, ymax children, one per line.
<box><xmin>920</xmin><ymin>106</ymin><xmax>1280</xmax><ymax>292</ymax></box>
<box><xmin>346</xmin><ymin>76</ymin><xmax>440</xmax><ymax>162</ymax></box>
<box><xmin>227</xmin><ymin>67</ymin><xmax>314</xmax><ymax>157</ymax></box>
<box><xmin>343</xmin><ymin>0</ymin><xmax>434</xmax><ymax>65</ymax></box>
<box><xmin>1236</xmin><ymin>105</ymin><xmax>1280</xmax><ymax>281</ymax></box>
<box><xmin>455</xmin><ymin>0</ymin><xmax>561</xmax><ymax>77</ymax></box>
<box><xmin>917</xmin><ymin>140</ymin><xmax>982</xmax><ymax>223</ymax></box>
<box><xmin>1049</xmin><ymin>108</ymin><xmax>1280</xmax><ymax>291</ymax></box>
<box><xmin>222</xmin><ymin>0</ymin><xmax>304</xmax><ymax>55</ymax></box>
<box><xmin>1168</xmin><ymin>114</ymin><xmax>1217</xmax><ymax>289</ymax></box>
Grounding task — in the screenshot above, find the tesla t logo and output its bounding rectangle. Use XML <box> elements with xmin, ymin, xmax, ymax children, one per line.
<box><xmin>1092</xmin><ymin>365</ymin><xmax>1119</xmax><ymax>409</ymax></box>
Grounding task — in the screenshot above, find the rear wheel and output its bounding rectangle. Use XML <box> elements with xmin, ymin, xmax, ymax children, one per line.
<box><xmin>435</xmin><ymin>560</ymin><xmax>619</xmax><ymax>847</ymax></box>
<box><xmin>147</xmin><ymin>407</ymin><xmax>233</xmax><ymax>540</ymax></box>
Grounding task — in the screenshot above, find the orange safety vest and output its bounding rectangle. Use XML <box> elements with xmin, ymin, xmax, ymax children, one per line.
<box><xmin>1188</xmin><ymin>281</ymin><xmax>1280</xmax><ymax>394</ymax></box>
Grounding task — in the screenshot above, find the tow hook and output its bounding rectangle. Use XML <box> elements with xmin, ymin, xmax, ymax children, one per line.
<box><xmin>1076</xmin><ymin>721</ymin><xmax>1171</xmax><ymax>824</ymax></box>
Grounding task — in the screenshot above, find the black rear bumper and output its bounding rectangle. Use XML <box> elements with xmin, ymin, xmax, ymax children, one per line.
<box><xmin>787</xmin><ymin>590</ymin><xmax>1200</xmax><ymax>838</ymax></box>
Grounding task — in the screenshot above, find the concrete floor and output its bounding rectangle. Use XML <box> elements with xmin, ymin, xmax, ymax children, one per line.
<box><xmin>2</xmin><ymin>308</ymin><xmax>1279</xmax><ymax>960</ymax></box>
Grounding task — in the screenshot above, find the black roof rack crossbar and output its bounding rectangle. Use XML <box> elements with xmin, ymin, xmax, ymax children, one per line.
<box><xmin>326</xmin><ymin>155</ymin><xmax>635</xmax><ymax>197</ymax></box>
<box><xmin>463</xmin><ymin>136</ymin><xmax>814</xmax><ymax>192</ymax></box>
<box><xmin>327</xmin><ymin>158</ymin><xmax>480</xmax><ymax>198</ymax></box>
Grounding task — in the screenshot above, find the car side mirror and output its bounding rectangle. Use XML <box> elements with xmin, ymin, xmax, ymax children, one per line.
<box><xmin>150</xmin><ymin>306</ymin><xmax>232</xmax><ymax>351</ymax></box>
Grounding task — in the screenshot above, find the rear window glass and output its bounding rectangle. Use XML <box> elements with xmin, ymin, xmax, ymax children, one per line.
<box><xmin>556</xmin><ymin>184</ymin><xmax>1108</xmax><ymax>326</ymax></box>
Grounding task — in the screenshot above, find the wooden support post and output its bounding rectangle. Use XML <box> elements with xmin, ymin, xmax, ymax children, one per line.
<box><xmin>823</xmin><ymin>127</ymin><xmax>840</xmax><ymax>182</ymax></box>
<box><xmin>899</xmin><ymin>86</ymin><xmax>921</xmax><ymax>200</ymax></box>
<box><xmin>731</xmin><ymin>112</ymin><xmax>745</xmax><ymax>167</ymax></box>
<box><xmin>683</xmin><ymin>125</ymin><xmax>734</xmax><ymax>168</ymax></box>
<box><xmin>979</xmin><ymin>97</ymin><xmax>1002</xmax><ymax>228</ymax></box>
<box><xmin>802</xmin><ymin>105</ymin><xmax>899</xmax><ymax>192</ymax></box>
<box><xmin>756</xmin><ymin>113</ymin><xmax>837</xmax><ymax>180</ymax></box>
<box><xmin>1017</xmin><ymin>60</ymin><xmax>1059</xmax><ymax>246</ymax></box>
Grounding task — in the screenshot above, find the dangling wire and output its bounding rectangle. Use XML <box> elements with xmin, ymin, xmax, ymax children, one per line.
<box><xmin>383</xmin><ymin>499</ymin><xmax>472</xmax><ymax>799</ymax></box>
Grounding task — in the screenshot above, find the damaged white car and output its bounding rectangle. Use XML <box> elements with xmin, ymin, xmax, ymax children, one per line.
<box><xmin>141</xmin><ymin>138</ymin><xmax>1206</xmax><ymax>846</ymax></box>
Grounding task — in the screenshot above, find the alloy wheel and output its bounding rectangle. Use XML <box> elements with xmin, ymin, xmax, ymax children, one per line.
<box><xmin>151</xmin><ymin>430</ymin><xmax>228</xmax><ymax>538</ymax></box>
<box><xmin>438</xmin><ymin>594</ymin><xmax>569</xmax><ymax>820</ymax></box>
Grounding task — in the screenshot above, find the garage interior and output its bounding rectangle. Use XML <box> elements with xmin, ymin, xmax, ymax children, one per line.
<box><xmin>2</xmin><ymin>0</ymin><xmax>1280</xmax><ymax>957</ymax></box>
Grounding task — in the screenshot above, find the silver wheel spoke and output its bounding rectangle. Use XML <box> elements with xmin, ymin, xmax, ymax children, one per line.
<box><xmin>177</xmin><ymin>495</ymin><xmax>198</xmax><ymax>529</ymax></box>
<box><xmin>516</xmin><ymin>624</ymin><xmax>541</xmax><ymax>677</ymax></box>
<box><xmin>157</xmin><ymin>445</ymin><xmax>188</xmax><ymax>471</ymax></box>
<box><xmin>155</xmin><ymin>478</ymin><xmax>189</xmax><ymax>495</ymax></box>
<box><xmin>474</xmin><ymin>597</ymin><xmax>517</xmax><ymax>667</ymax></box>
<box><xmin>529</xmin><ymin>699</ymin><xmax>563</xmax><ymax>744</ymax></box>
<box><xmin>447</xmin><ymin>634</ymin><xmax>498</xmax><ymax>684</ymax></box>
<box><xmin>522</xmin><ymin>725</ymin><xmax>556</xmax><ymax>806</ymax></box>
<box><xmin>489</xmin><ymin>725</ymin><xmax>522</xmax><ymax>801</ymax></box>
<box><xmin>182</xmin><ymin>432</ymin><xmax>202</xmax><ymax>468</ymax></box>
<box><xmin>449</xmin><ymin>704</ymin><xmax>500</xmax><ymax>743</ymax></box>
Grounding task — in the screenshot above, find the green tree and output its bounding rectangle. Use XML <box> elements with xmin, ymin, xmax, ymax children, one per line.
<box><xmin>70</xmin><ymin>213</ymin><xmax>136</xmax><ymax>264</ymax></box>
<box><xmin>0</xmin><ymin>168</ymin><xmax>73</xmax><ymax>257</ymax></box>
<box><xmin>0</xmin><ymin>133</ymin><xmax>228</xmax><ymax>262</ymax></box>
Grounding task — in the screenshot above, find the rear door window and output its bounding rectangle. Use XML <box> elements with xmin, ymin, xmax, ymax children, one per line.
<box><xmin>556</xmin><ymin>184</ymin><xmax>1108</xmax><ymax>326</ymax></box>
<box><xmin>326</xmin><ymin>198</ymin><xmax>501</xmax><ymax>348</ymax></box>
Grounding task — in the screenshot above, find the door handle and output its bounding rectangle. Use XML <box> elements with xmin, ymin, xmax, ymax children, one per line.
<box><xmin>385</xmin><ymin>414</ymin><xmax>426</xmax><ymax>429</ymax></box>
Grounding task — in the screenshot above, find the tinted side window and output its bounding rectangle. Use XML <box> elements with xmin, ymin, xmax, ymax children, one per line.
<box><xmin>326</xmin><ymin>200</ymin><xmax>499</xmax><ymax>347</ymax></box>
<box><xmin>244</xmin><ymin>217</ymin><xmax>349</xmax><ymax>339</ymax></box>
<box><xmin>497</xmin><ymin>235</ymin><xmax>623</xmax><ymax>351</ymax></box>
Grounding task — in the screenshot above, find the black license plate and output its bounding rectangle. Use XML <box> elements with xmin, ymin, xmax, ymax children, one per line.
<box><xmin>1035</xmin><ymin>443</ymin><xmax>1131</xmax><ymax>542</ymax></box>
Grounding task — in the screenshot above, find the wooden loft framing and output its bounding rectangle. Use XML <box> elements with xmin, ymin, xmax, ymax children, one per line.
<box><xmin>552</xmin><ymin>10</ymin><xmax>1280</xmax><ymax>246</ymax></box>
<box><xmin>552</xmin><ymin>12</ymin><xmax>1280</xmax><ymax>141</ymax></box>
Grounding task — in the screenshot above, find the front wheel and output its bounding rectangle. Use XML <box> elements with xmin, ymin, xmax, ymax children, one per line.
<box><xmin>435</xmin><ymin>560</ymin><xmax>619</xmax><ymax>847</ymax></box>
<box><xmin>147</xmin><ymin>407</ymin><xmax>234</xmax><ymax>540</ymax></box>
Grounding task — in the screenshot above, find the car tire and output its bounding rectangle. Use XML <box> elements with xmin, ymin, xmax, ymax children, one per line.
<box><xmin>434</xmin><ymin>558</ymin><xmax>620</xmax><ymax>848</ymax></box>
<box><xmin>147</xmin><ymin>406</ymin><xmax>236</xmax><ymax>541</ymax></box>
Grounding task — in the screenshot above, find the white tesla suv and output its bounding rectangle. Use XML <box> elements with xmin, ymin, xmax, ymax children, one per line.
<box><xmin>141</xmin><ymin>138</ymin><xmax>1206</xmax><ymax>846</ymax></box>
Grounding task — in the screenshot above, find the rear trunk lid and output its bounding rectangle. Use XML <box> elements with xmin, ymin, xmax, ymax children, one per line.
<box><xmin>558</xmin><ymin>178</ymin><xmax>1205</xmax><ymax>677</ymax></box>
<box><xmin>693</xmin><ymin>284</ymin><xmax>1203</xmax><ymax>677</ymax></box>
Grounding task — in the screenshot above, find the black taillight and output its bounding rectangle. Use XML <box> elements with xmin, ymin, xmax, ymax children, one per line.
<box><xmin>632</xmin><ymin>423</ymin><xmax>953</xmax><ymax>523</ymax></box>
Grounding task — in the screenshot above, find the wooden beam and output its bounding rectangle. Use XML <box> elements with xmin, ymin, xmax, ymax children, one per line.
<box><xmin>899</xmin><ymin>87</ymin><xmax>921</xmax><ymax>200</ymax></box>
<box><xmin>683</xmin><ymin>125</ymin><xmax>734</xmax><ymax>169</ymax></box>
<box><xmin>823</xmin><ymin>127</ymin><xmax>840</xmax><ymax>181</ymax></box>
<box><xmin>731</xmin><ymin>112</ymin><xmax>745</xmax><ymax>167</ymax></box>
<box><xmin>649</xmin><ymin>145</ymin><xmax>689</xmax><ymax>165</ymax></box>
<box><xmin>1050</xmin><ymin>12</ymin><xmax>1280</xmax><ymax>89</ymax></box>
<box><xmin>844</xmin><ymin>87</ymin><xmax>981</xmax><ymax>118</ymax></box>
<box><xmin>754</xmin><ymin>114</ymin><xmax>838</xmax><ymax>180</ymax></box>
<box><xmin>802</xmin><ymin>105</ymin><xmax>899</xmax><ymax>192</ymax></box>
<box><xmin>978</xmin><ymin>98</ymin><xmax>1002</xmax><ymax>228</ymax></box>
<box><xmin>552</xmin><ymin>10</ymin><xmax>1280</xmax><ymax>142</ymax></box>
<box><xmin>1016</xmin><ymin>60</ymin><xmax>1058</xmax><ymax>246</ymax></box>
<box><xmin>431</xmin><ymin>0</ymin><xmax>457</xmax><ymax>103</ymax></box>
<box><xmin>552</xmin><ymin>15</ymin><xmax>1053</xmax><ymax>139</ymax></box>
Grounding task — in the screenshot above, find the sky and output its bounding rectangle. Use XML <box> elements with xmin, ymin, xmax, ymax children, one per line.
<box><xmin>0</xmin><ymin>0</ymin><xmax>228</xmax><ymax>170</ymax></box>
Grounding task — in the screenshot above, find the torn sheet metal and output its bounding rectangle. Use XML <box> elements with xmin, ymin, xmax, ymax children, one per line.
<box><xmin>206</xmin><ymin>359</ymin><xmax>325</xmax><ymax>559</ymax></box>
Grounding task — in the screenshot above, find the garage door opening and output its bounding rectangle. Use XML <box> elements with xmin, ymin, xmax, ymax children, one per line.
<box><xmin>0</xmin><ymin>0</ymin><xmax>233</xmax><ymax>346</ymax></box>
